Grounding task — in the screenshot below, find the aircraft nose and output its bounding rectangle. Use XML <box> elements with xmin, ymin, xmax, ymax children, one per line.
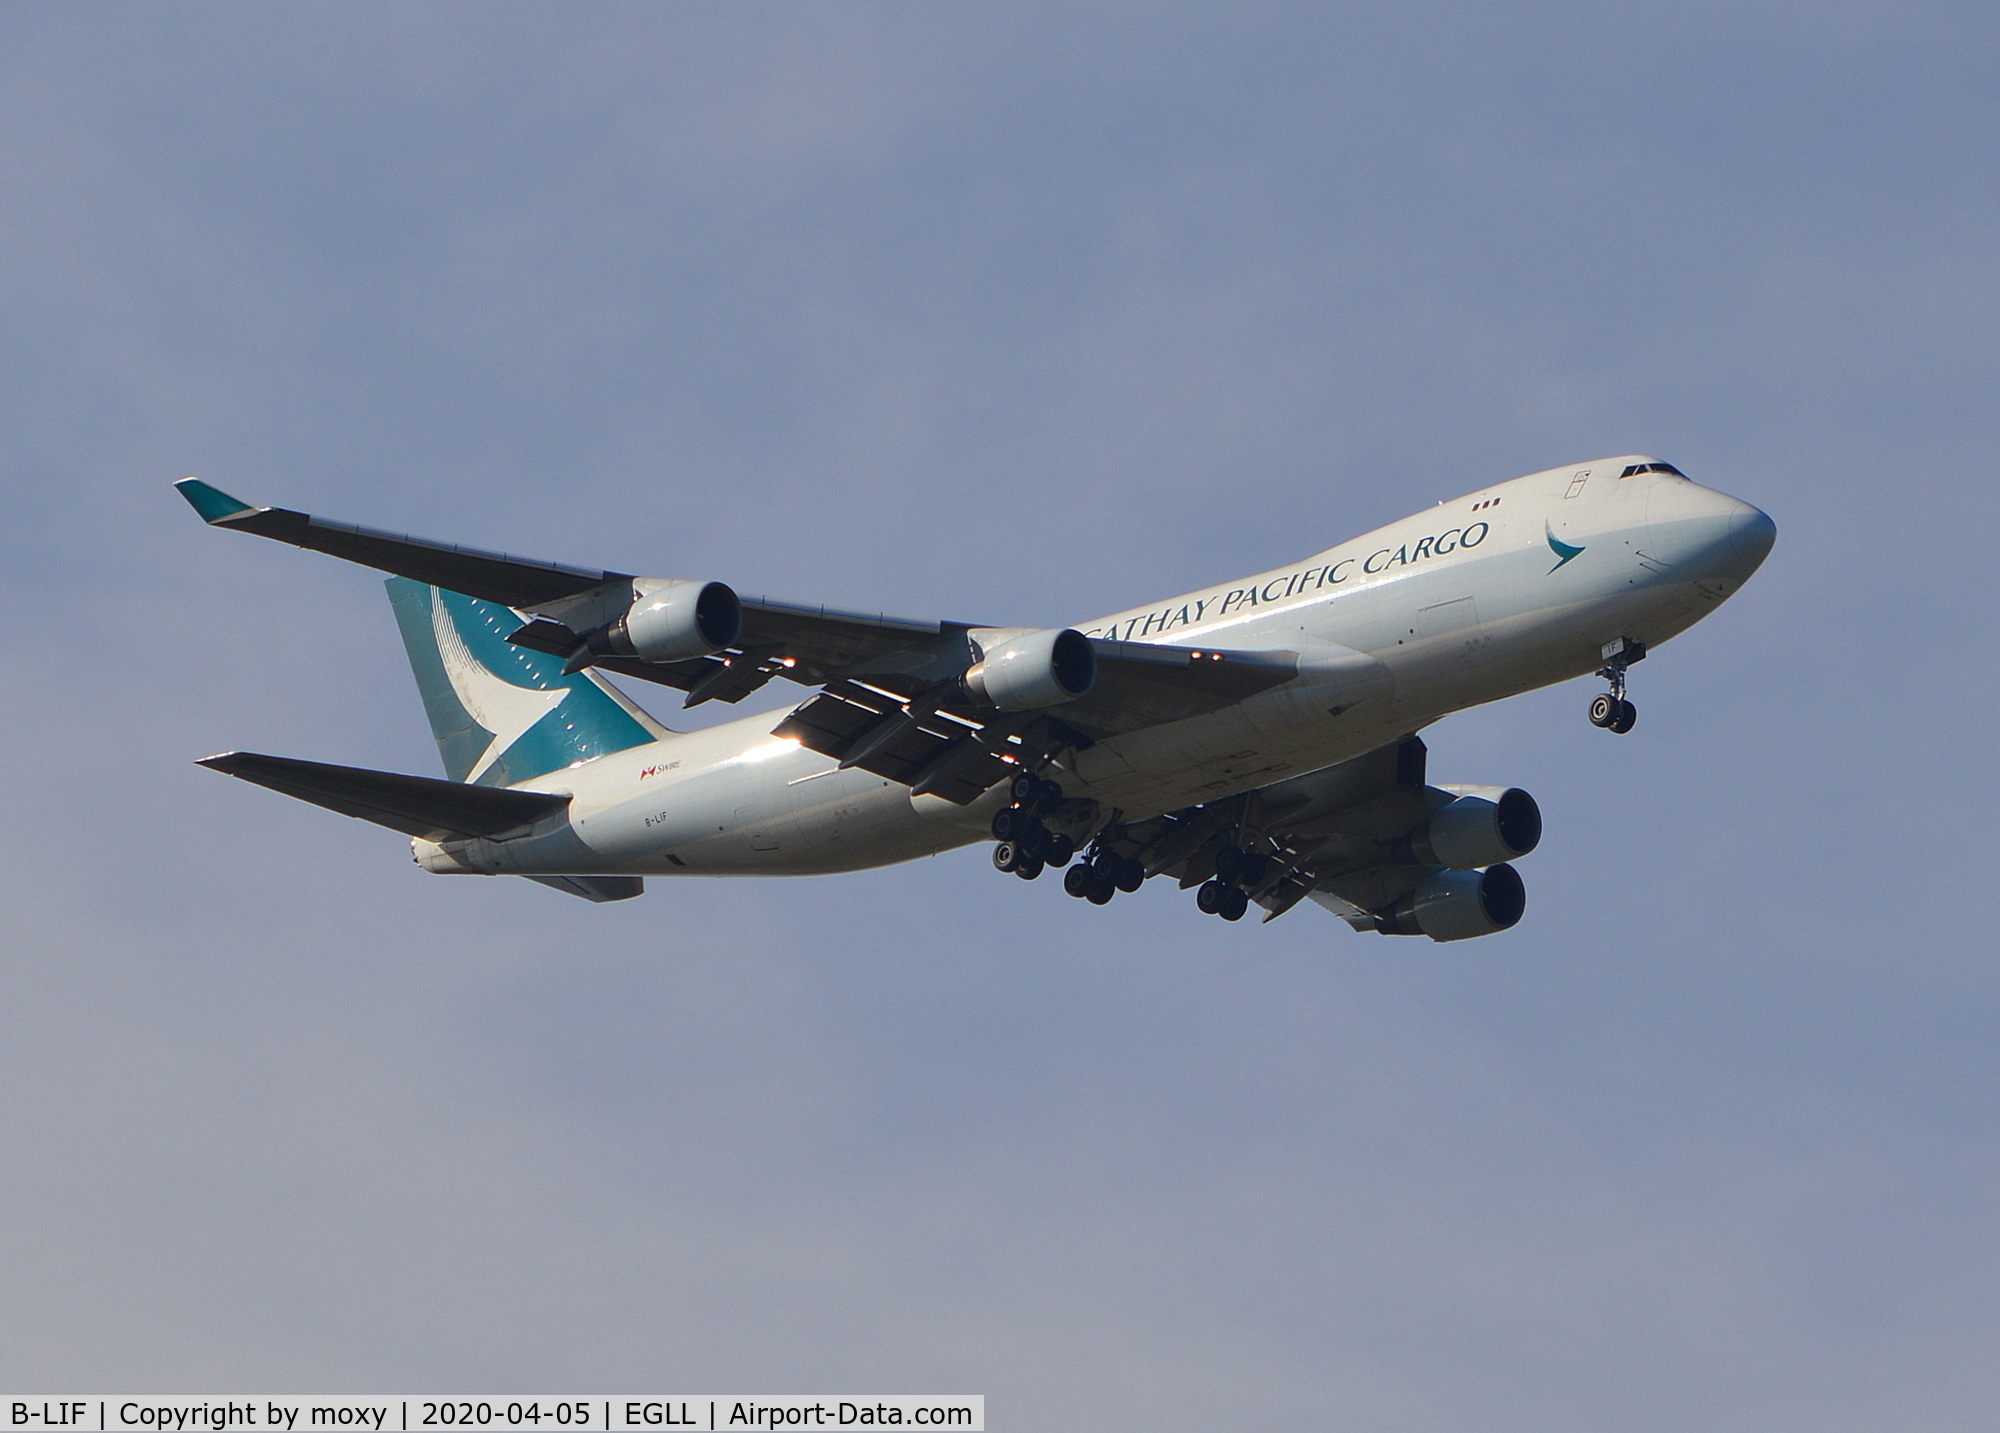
<box><xmin>1728</xmin><ymin>501</ymin><xmax>1777</xmax><ymax>571</ymax></box>
<box><xmin>1646</xmin><ymin>480</ymin><xmax>1776</xmax><ymax>584</ymax></box>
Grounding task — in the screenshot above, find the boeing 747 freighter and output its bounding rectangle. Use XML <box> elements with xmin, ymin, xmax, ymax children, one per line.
<box><xmin>179</xmin><ymin>457</ymin><xmax>1773</xmax><ymax>939</ymax></box>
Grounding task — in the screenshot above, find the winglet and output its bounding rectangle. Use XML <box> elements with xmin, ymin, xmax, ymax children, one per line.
<box><xmin>174</xmin><ymin>477</ymin><xmax>260</xmax><ymax>524</ymax></box>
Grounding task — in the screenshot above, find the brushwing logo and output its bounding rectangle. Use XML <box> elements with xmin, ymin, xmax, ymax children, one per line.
<box><xmin>1546</xmin><ymin>523</ymin><xmax>1585</xmax><ymax>572</ymax></box>
<box><xmin>431</xmin><ymin>592</ymin><xmax>567</xmax><ymax>782</ymax></box>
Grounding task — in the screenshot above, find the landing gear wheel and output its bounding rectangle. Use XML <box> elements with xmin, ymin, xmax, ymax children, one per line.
<box><xmin>1017</xmin><ymin>823</ymin><xmax>1051</xmax><ymax>859</ymax></box>
<box><xmin>1590</xmin><ymin>640</ymin><xmax>1644</xmax><ymax>733</ymax></box>
<box><xmin>1213</xmin><ymin>845</ymin><xmax>1246</xmax><ymax>882</ymax></box>
<box><xmin>1196</xmin><ymin>879</ymin><xmax>1229</xmax><ymax>915</ymax></box>
<box><xmin>992</xmin><ymin>841</ymin><xmax>1022</xmax><ymax>874</ymax></box>
<box><xmin>1221</xmin><ymin>886</ymin><xmax>1250</xmax><ymax>921</ymax></box>
<box><xmin>1235</xmin><ymin>854</ymin><xmax>1270</xmax><ymax>889</ymax></box>
<box><xmin>1037</xmin><ymin>779</ymin><xmax>1064</xmax><ymax>810</ymax></box>
<box><xmin>1045</xmin><ymin>834</ymin><xmax>1075</xmax><ymax>867</ymax></box>
<box><xmin>1113</xmin><ymin>857</ymin><xmax>1146</xmax><ymax>893</ymax></box>
<box><xmin>1085</xmin><ymin>871</ymin><xmax>1115</xmax><ymax>905</ymax></box>
<box><xmin>1015</xmin><ymin>855</ymin><xmax>1044</xmax><ymax>880</ymax></box>
<box><xmin>991</xmin><ymin>808</ymin><xmax>1023</xmax><ymax>841</ymax></box>
<box><xmin>1064</xmin><ymin>864</ymin><xmax>1095</xmax><ymax>898</ymax></box>
<box><xmin>1009</xmin><ymin>772</ymin><xmax>1040</xmax><ymax>805</ymax></box>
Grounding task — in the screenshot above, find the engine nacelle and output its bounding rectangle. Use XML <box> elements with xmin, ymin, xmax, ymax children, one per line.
<box><xmin>1377</xmin><ymin>864</ymin><xmax>1526</xmax><ymax>942</ymax></box>
<box><xmin>961</xmin><ymin>627</ymin><xmax>1096</xmax><ymax>710</ymax></box>
<box><xmin>1403</xmin><ymin>787</ymin><xmax>1542</xmax><ymax>870</ymax></box>
<box><xmin>605</xmin><ymin>579</ymin><xmax>742</xmax><ymax>663</ymax></box>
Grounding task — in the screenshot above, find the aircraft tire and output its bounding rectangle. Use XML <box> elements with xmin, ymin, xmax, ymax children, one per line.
<box><xmin>1589</xmin><ymin>692</ymin><xmax>1618</xmax><ymax>727</ymax></box>
<box><xmin>1045</xmin><ymin>834</ymin><xmax>1075</xmax><ymax>867</ymax></box>
<box><xmin>993</xmin><ymin>841</ymin><xmax>1022</xmax><ymax>873</ymax></box>
<box><xmin>1086</xmin><ymin>879</ymin><xmax>1115</xmax><ymax>906</ymax></box>
<box><xmin>1221</xmin><ymin>887</ymin><xmax>1250</xmax><ymax>921</ymax></box>
<box><xmin>1063</xmin><ymin>864</ymin><xmax>1095</xmax><ymax>898</ymax></box>
<box><xmin>1037</xmin><ymin>778</ymin><xmax>1064</xmax><ymax>811</ymax></box>
<box><xmin>1113</xmin><ymin>858</ymin><xmax>1145</xmax><ymax>893</ymax></box>
<box><xmin>1611</xmin><ymin>699</ymin><xmax>1637</xmax><ymax>734</ymax></box>
<box><xmin>1213</xmin><ymin>845</ymin><xmax>1245</xmax><ymax>882</ymax></box>
<box><xmin>1196</xmin><ymin>879</ymin><xmax>1229</xmax><ymax>915</ymax></box>
<box><xmin>992</xmin><ymin>808</ymin><xmax>1023</xmax><ymax>841</ymax></box>
<box><xmin>1015</xmin><ymin>855</ymin><xmax>1044</xmax><ymax>880</ymax></box>
<box><xmin>1010</xmin><ymin>773</ymin><xmax>1040</xmax><ymax>805</ymax></box>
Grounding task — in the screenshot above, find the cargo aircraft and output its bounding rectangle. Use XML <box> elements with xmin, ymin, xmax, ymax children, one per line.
<box><xmin>179</xmin><ymin>457</ymin><xmax>1773</xmax><ymax>940</ymax></box>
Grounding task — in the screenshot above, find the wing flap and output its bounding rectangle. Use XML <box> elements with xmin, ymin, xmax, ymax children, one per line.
<box><xmin>773</xmin><ymin>683</ymin><xmax>1017</xmax><ymax>803</ymax></box>
<box><xmin>197</xmin><ymin>751</ymin><xmax>570</xmax><ymax>841</ymax></box>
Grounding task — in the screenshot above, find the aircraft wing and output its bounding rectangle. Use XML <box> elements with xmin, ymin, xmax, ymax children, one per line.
<box><xmin>1087</xmin><ymin>735</ymin><xmax>1444</xmax><ymax>923</ymax></box>
<box><xmin>764</xmin><ymin>643</ymin><xmax>1302</xmax><ymax>804</ymax></box>
<box><xmin>175</xmin><ymin>479</ymin><xmax>624</xmax><ymax>608</ymax></box>
<box><xmin>177</xmin><ymin>479</ymin><xmax>1310</xmax><ymax>804</ymax></box>
<box><xmin>175</xmin><ymin>479</ymin><xmax>970</xmax><ymax>698</ymax></box>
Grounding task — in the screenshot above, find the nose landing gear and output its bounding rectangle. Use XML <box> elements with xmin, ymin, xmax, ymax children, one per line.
<box><xmin>1588</xmin><ymin>691</ymin><xmax>1636</xmax><ymax>733</ymax></box>
<box><xmin>1589</xmin><ymin>638</ymin><xmax>1644</xmax><ymax>734</ymax></box>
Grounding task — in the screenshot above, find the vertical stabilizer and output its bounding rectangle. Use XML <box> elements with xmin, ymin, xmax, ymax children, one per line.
<box><xmin>386</xmin><ymin>578</ymin><xmax>662</xmax><ymax>786</ymax></box>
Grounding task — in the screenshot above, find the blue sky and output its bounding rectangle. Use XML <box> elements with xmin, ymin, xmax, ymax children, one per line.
<box><xmin>3</xmin><ymin>5</ymin><xmax>1997</xmax><ymax>1427</ymax></box>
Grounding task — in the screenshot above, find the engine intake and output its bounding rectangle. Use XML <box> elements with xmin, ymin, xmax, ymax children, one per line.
<box><xmin>961</xmin><ymin>628</ymin><xmax>1097</xmax><ymax>710</ymax></box>
<box><xmin>1402</xmin><ymin>788</ymin><xmax>1541</xmax><ymax>870</ymax></box>
<box><xmin>1377</xmin><ymin>863</ymin><xmax>1526</xmax><ymax>942</ymax></box>
<box><xmin>604</xmin><ymin>580</ymin><xmax>742</xmax><ymax>663</ymax></box>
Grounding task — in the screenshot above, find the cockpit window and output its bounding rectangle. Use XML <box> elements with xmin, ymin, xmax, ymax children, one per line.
<box><xmin>1620</xmin><ymin>462</ymin><xmax>1687</xmax><ymax>478</ymax></box>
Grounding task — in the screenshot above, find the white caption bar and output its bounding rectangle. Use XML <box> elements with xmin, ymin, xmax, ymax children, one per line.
<box><xmin>6</xmin><ymin>1401</ymin><xmax>982</xmax><ymax>1433</ymax></box>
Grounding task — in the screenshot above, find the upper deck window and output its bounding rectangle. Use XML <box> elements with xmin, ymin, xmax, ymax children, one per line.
<box><xmin>1620</xmin><ymin>462</ymin><xmax>1687</xmax><ymax>478</ymax></box>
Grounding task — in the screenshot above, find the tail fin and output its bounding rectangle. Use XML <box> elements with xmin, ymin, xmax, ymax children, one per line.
<box><xmin>386</xmin><ymin>578</ymin><xmax>663</xmax><ymax>786</ymax></box>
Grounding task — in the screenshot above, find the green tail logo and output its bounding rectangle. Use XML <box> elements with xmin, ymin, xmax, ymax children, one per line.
<box><xmin>1546</xmin><ymin>523</ymin><xmax>1585</xmax><ymax>572</ymax></box>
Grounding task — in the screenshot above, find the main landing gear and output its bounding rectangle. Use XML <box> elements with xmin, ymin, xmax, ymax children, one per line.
<box><xmin>1588</xmin><ymin>638</ymin><xmax>1645</xmax><ymax>735</ymax></box>
<box><xmin>991</xmin><ymin>773</ymin><xmax>1075</xmax><ymax>882</ymax></box>
<box><xmin>989</xmin><ymin>773</ymin><xmax>1145</xmax><ymax>905</ymax></box>
<box><xmin>1062</xmin><ymin>846</ymin><xmax>1144</xmax><ymax>905</ymax></box>
<box><xmin>1194</xmin><ymin>843</ymin><xmax>1262</xmax><ymax>922</ymax></box>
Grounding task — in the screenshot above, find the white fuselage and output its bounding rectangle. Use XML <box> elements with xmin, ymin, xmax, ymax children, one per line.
<box><xmin>415</xmin><ymin>457</ymin><xmax>1774</xmax><ymax>880</ymax></box>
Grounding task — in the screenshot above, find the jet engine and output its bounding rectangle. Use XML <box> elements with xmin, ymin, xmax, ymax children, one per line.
<box><xmin>961</xmin><ymin>628</ymin><xmax>1097</xmax><ymax>710</ymax></box>
<box><xmin>1401</xmin><ymin>787</ymin><xmax>1542</xmax><ymax>870</ymax></box>
<box><xmin>1376</xmin><ymin>863</ymin><xmax>1526</xmax><ymax>942</ymax></box>
<box><xmin>600</xmin><ymin>580</ymin><xmax>743</xmax><ymax>663</ymax></box>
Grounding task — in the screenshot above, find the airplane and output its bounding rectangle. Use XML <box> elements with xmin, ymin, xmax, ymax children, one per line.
<box><xmin>177</xmin><ymin>456</ymin><xmax>1773</xmax><ymax>939</ymax></box>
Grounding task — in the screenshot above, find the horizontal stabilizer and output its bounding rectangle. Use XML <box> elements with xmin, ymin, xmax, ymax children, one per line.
<box><xmin>520</xmin><ymin>874</ymin><xmax>645</xmax><ymax>902</ymax></box>
<box><xmin>174</xmin><ymin>479</ymin><xmax>623</xmax><ymax>609</ymax></box>
<box><xmin>197</xmin><ymin>751</ymin><xmax>570</xmax><ymax>841</ymax></box>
